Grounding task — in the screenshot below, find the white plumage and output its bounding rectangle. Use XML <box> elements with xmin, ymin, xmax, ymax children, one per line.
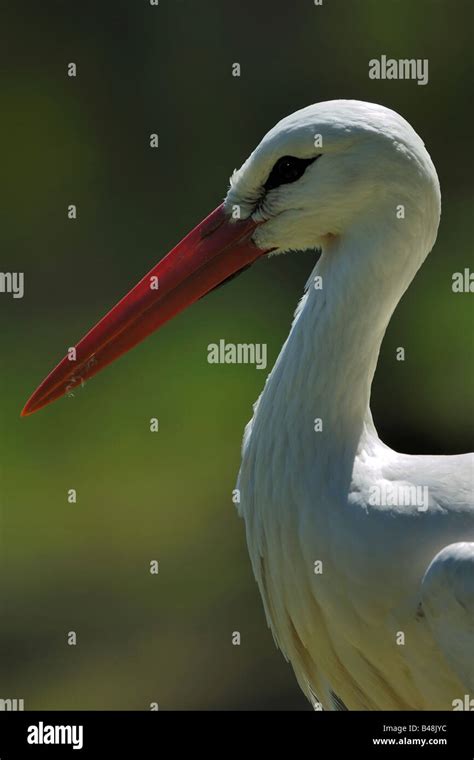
<box><xmin>228</xmin><ymin>100</ymin><xmax>474</xmax><ymax>710</ymax></box>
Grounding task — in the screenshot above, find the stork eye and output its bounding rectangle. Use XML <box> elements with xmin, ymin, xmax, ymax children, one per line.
<box><xmin>264</xmin><ymin>155</ymin><xmax>319</xmax><ymax>192</ymax></box>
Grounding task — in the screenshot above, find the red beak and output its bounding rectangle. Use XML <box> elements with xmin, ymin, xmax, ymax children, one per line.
<box><xmin>22</xmin><ymin>204</ymin><xmax>264</xmax><ymax>416</ymax></box>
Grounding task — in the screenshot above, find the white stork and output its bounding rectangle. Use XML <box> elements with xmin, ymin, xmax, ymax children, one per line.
<box><xmin>23</xmin><ymin>100</ymin><xmax>474</xmax><ymax>710</ymax></box>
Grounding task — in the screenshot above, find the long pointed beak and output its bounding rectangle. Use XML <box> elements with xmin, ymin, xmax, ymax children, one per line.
<box><xmin>22</xmin><ymin>204</ymin><xmax>264</xmax><ymax>416</ymax></box>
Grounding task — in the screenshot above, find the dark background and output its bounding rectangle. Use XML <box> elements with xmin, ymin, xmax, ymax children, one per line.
<box><xmin>1</xmin><ymin>0</ymin><xmax>472</xmax><ymax>709</ymax></box>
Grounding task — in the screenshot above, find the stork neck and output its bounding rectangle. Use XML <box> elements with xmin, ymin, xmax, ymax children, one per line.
<box><xmin>264</xmin><ymin>222</ymin><xmax>428</xmax><ymax>458</ymax></box>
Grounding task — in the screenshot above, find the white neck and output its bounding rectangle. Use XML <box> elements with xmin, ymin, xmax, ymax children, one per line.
<box><xmin>252</xmin><ymin>215</ymin><xmax>435</xmax><ymax>473</ymax></box>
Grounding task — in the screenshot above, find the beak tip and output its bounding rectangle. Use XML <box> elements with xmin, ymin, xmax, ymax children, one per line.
<box><xmin>21</xmin><ymin>396</ymin><xmax>41</xmax><ymax>417</ymax></box>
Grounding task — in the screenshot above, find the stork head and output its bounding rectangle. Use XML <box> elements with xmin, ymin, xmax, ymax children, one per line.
<box><xmin>22</xmin><ymin>100</ymin><xmax>440</xmax><ymax>416</ymax></box>
<box><xmin>226</xmin><ymin>99</ymin><xmax>440</xmax><ymax>254</ymax></box>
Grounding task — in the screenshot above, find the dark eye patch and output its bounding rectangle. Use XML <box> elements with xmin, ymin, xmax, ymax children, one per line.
<box><xmin>263</xmin><ymin>154</ymin><xmax>320</xmax><ymax>192</ymax></box>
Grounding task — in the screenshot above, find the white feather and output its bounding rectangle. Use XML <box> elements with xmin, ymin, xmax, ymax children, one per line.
<box><xmin>229</xmin><ymin>100</ymin><xmax>474</xmax><ymax>710</ymax></box>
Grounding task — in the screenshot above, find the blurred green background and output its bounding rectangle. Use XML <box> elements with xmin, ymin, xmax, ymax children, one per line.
<box><xmin>1</xmin><ymin>0</ymin><xmax>472</xmax><ymax>710</ymax></box>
